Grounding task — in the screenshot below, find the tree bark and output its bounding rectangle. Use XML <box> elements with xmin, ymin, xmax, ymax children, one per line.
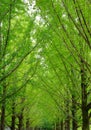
<box><xmin>64</xmin><ymin>117</ymin><xmax>70</xmax><ymax>130</ymax></box>
<box><xmin>60</xmin><ymin>120</ymin><xmax>63</xmax><ymax>130</ymax></box>
<box><xmin>64</xmin><ymin>99</ymin><xmax>70</xmax><ymax>130</ymax></box>
<box><xmin>11</xmin><ymin>102</ymin><xmax>16</xmax><ymax>130</ymax></box>
<box><xmin>26</xmin><ymin>119</ymin><xmax>30</xmax><ymax>130</ymax></box>
<box><xmin>81</xmin><ymin>59</ymin><xmax>89</xmax><ymax>130</ymax></box>
<box><xmin>18</xmin><ymin>98</ymin><xmax>25</xmax><ymax>130</ymax></box>
<box><xmin>18</xmin><ymin>113</ymin><xmax>23</xmax><ymax>130</ymax></box>
<box><xmin>1</xmin><ymin>104</ymin><xmax>5</xmax><ymax>130</ymax></box>
<box><xmin>72</xmin><ymin>95</ymin><xmax>77</xmax><ymax>130</ymax></box>
<box><xmin>0</xmin><ymin>84</ymin><xmax>6</xmax><ymax>130</ymax></box>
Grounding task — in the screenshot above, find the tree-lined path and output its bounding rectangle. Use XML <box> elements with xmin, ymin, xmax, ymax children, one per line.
<box><xmin>0</xmin><ymin>0</ymin><xmax>91</xmax><ymax>130</ymax></box>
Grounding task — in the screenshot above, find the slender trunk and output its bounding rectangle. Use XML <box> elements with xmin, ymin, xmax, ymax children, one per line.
<box><xmin>72</xmin><ymin>95</ymin><xmax>77</xmax><ymax>130</ymax></box>
<box><xmin>18</xmin><ymin>113</ymin><xmax>23</xmax><ymax>130</ymax></box>
<box><xmin>55</xmin><ymin>120</ymin><xmax>62</xmax><ymax>130</ymax></box>
<box><xmin>60</xmin><ymin>120</ymin><xmax>63</xmax><ymax>130</ymax></box>
<box><xmin>1</xmin><ymin>104</ymin><xmax>5</xmax><ymax>130</ymax></box>
<box><xmin>1</xmin><ymin>84</ymin><xmax>6</xmax><ymax>130</ymax></box>
<box><xmin>57</xmin><ymin>120</ymin><xmax>63</xmax><ymax>130</ymax></box>
<box><xmin>64</xmin><ymin>117</ymin><xmax>70</xmax><ymax>130</ymax></box>
<box><xmin>1</xmin><ymin>55</ymin><xmax>7</xmax><ymax>130</ymax></box>
<box><xmin>54</xmin><ymin>123</ymin><xmax>56</xmax><ymax>130</ymax></box>
<box><xmin>26</xmin><ymin>119</ymin><xmax>30</xmax><ymax>130</ymax></box>
<box><xmin>11</xmin><ymin>102</ymin><xmax>16</xmax><ymax>130</ymax></box>
<box><xmin>64</xmin><ymin>100</ymin><xmax>70</xmax><ymax>130</ymax></box>
<box><xmin>18</xmin><ymin>98</ymin><xmax>24</xmax><ymax>130</ymax></box>
<box><xmin>81</xmin><ymin>59</ymin><xmax>89</xmax><ymax>130</ymax></box>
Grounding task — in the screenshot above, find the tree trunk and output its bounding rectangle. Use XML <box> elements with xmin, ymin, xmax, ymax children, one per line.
<box><xmin>64</xmin><ymin>117</ymin><xmax>70</xmax><ymax>130</ymax></box>
<box><xmin>72</xmin><ymin>95</ymin><xmax>77</xmax><ymax>130</ymax></box>
<box><xmin>0</xmin><ymin>84</ymin><xmax>6</xmax><ymax>130</ymax></box>
<box><xmin>81</xmin><ymin>59</ymin><xmax>89</xmax><ymax>130</ymax></box>
<box><xmin>60</xmin><ymin>120</ymin><xmax>63</xmax><ymax>130</ymax></box>
<box><xmin>1</xmin><ymin>103</ymin><xmax>5</xmax><ymax>130</ymax></box>
<box><xmin>54</xmin><ymin>123</ymin><xmax>56</xmax><ymax>130</ymax></box>
<box><xmin>57</xmin><ymin>120</ymin><xmax>63</xmax><ymax>130</ymax></box>
<box><xmin>0</xmin><ymin>20</ymin><xmax>5</xmax><ymax>130</ymax></box>
<box><xmin>18</xmin><ymin>98</ymin><xmax>25</xmax><ymax>130</ymax></box>
<box><xmin>18</xmin><ymin>113</ymin><xmax>23</xmax><ymax>130</ymax></box>
<box><xmin>26</xmin><ymin>119</ymin><xmax>30</xmax><ymax>130</ymax></box>
<box><xmin>11</xmin><ymin>102</ymin><xmax>16</xmax><ymax>130</ymax></box>
<box><xmin>64</xmin><ymin>100</ymin><xmax>70</xmax><ymax>130</ymax></box>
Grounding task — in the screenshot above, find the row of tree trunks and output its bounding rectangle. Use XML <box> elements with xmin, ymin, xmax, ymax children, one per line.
<box><xmin>54</xmin><ymin>94</ymin><xmax>77</xmax><ymax>130</ymax></box>
<box><xmin>54</xmin><ymin>121</ymin><xmax>63</xmax><ymax>130</ymax></box>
